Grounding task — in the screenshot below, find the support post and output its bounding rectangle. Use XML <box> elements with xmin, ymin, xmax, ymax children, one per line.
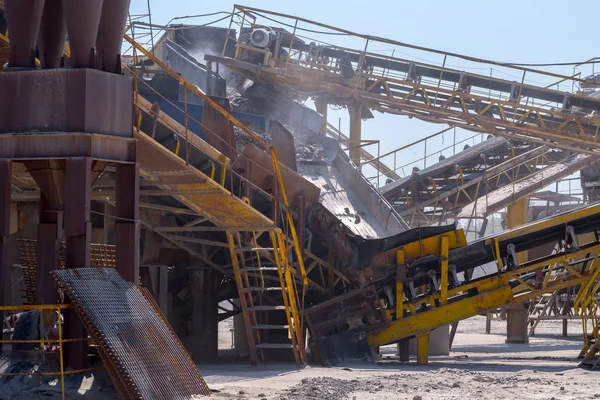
<box><xmin>159</xmin><ymin>266</ymin><xmax>169</xmax><ymax>317</ymax></box>
<box><xmin>440</xmin><ymin>235</ymin><xmax>449</xmax><ymax>305</ymax></box>
<box><xmin>416</xmin><ymin>333</ymin><xmax>429</xmax><ymax>365</ymax></box>
<box><xmin>36</xmin><ymin>193</ymin><xmax>62</xmax><ymax>304</ymax></box>
<box><xmin>191</xmin><ymin>267</ymin><xmax>219</xmax><ymax>362</ymax></box>
<box><xmin>115</xmin><ymin>163</ymin><xmax>140</xmax><ymax>284</ymax></box>
<box><xmin>296</xmin><ymin>195</ymin><xmax>305</xmax><ymax>255</ymax></box>
<box><xmin>0</xmin><ymin>160</ymin><xmax>11</xmax><ymax>346</ymax></box>
<box><xmin>348</xmin><ymin>101</ymin><xmax>362</xmax><ymax>170</ymax></box>
<box><xmin>505</xmin><ymin>198</ymin><xmax>529</xmax><ymax>343</ymax></box>
<box><xmin>396</xmin><ymin>251</ymin><xmax>408</xmax><ymax>360</ymax></box>
<box><xmin>397</xmin><ymin>339</ymin><xmax>410</xmax><ymax>362</ymax></box>
<box><xmin>328</xmin><ymin>247</ymin><xmax>335</xmax><ymax>298</ymax></box>
<box><xmin>315</xmin><ymin>99</ymin><xmax>328</xmax><ymax>134</ymax></box>
<box><xmin>103</xmin><ymin>202</ymin><xmax>116</xmax><ymax>244</ymax></box>
<box><xmin>64</xmin><ymin>158</ymin><xmax>92</xmax><ymax>370</ymax></box>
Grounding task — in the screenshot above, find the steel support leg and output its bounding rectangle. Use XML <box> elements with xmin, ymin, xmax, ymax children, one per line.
<box><xmin>0</xmin><ymin>160</ymin><xmax>11</xmax><ymax>351</ymax></box>
<box><xmin>64</xmin><ymin>158</ymin><xmax>92</xmax><ymax>370</ymax></box>
<box><xmin>348</xmin><ymin>101</ymin><xmax>362</xmax><ymax>170</ymax></box>
<box><xmin>36</xmin><ymin>193</ymin><xmax>61</xmax><ymax>304</ymax></box>
<box><xmin>115</xmin><ymin>163</ymin><xmax>140</xmax><ymax>284</ymax></box>
<box><xmin>192</xmin><ymin>267</ymin><xmax>219</xmax><ymax>363</ymax></box>
<box><xmin>416</xmin><ymin>333</ymin><xmax>429</xmax><ymax>365</ymax></box>
<box><xmin>315</xmin><ymin>99</ymin><xmax>328</xmax><ymax>134</ymax></box>
<box><xmin>397</xmin><ymin>339</ymin><xmax>410</xmax><ymax>362</ymax></box>
<box><xmin>506</xmin><ymin>198</ymin><xmax>529</xmax><ymax>343</ymax></box>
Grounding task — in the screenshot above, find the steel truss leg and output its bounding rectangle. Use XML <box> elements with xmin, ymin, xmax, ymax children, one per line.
<box><xmin>416</xmin><ymin>332</ymin><xmax>429</xmax><ymax>365</ymax></box>
<box><xmin>115</xmin><ymin>163</ymin><xmax>140</xmax><ymax>284</ymax></box>
<box><xmin>64</xmin><ymin>158</ymin><xmax>92</xmax><ymax>370</ymax></box>
<box><xmin>0</xmin><ymin>160</ymin><xmax>11</xmax><ymax>352</ymax></box>
<box><xmin>36</xmin><ymin>193</ymin><xmax>61</xmax><ymax>304</ymax></box>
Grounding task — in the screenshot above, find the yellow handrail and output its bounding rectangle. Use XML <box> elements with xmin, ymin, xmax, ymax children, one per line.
<box><xmin>0</xmin><ymin>304</ymin><xmax>93</xmax><ymax>400</ymax></box>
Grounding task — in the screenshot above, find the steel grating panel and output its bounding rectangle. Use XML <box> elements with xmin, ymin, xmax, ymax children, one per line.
<box><xmin>53</xmin><ymin>268</ymin><xmax>211</xmax><ymax>399</ymax></box>
<box><xmin>135</xmin><ymin>130</ymin><xmax>274</xmax><ymax>229</ymax></box>
<box><xmin>17</xmin><ymin>239</ymin><xmax>116</xmax><ymax>304</ymax></box>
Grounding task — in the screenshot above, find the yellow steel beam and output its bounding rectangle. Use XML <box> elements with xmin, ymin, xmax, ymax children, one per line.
<box><xmin>234</xmin><ymin>61</ymin><xmax>600</xmax><ymax>154</ymax></box>
<box><xmin>439</xmin><ymin>235</ymin><xmax>449</xmax><ymax>305</ymax></box>
<box><xmin>485</xmin><ymin>202</ymin><xmax>600</xmax><ymax>247</ymax></box>
<box><xmin>369</xmin><ymin>242</ymin><xmax>600</xmax><ymax>347</ymax></box>
<box><xmin>416</xmin><ymin>333</ymin><xmax>429</xmax><ymax>365</ymax></box>
<box><xmin>507</xmin><ymin>198</ymin><xmax>529</xmax><ymax>263</ymax></box>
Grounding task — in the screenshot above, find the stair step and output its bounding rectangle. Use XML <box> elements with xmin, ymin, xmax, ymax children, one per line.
<box><xmin>256</xmin><ymin>343</ymin><xmax>294</xmax><ymax>349</ymax></box>
<box><xmin>237</xmin><ymin>247</ymin><xmax>274</xmax><ymax>252</ymax></box>
<box><xmin>251</xmin><ymin>324</ymin><xmax>290</xmax><ymax>330</ymax></box>
<box><xmin>248</xmin><ymin>305</ymin><xmax>287</xmax><ymax>311</ymax></box>
<box><xmin>243</xmin><ymin>287</ymin><xmax>283</xmax><ymax>292</ymax></box>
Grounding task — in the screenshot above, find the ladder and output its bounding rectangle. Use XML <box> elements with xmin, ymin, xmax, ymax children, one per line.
<box><xmin>227</xmin><ymin>229</ymin><xmax>306</xmax><ymax>366</ymax></box>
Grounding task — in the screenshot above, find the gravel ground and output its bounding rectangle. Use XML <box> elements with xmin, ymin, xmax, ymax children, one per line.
<box><xmin>204</xmin><ymin>316</ymin><xmax>599</xmax><ymax>400</ymax></box>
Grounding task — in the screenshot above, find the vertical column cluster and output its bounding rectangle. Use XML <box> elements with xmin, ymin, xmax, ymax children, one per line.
<box><xmin>5</xmin><ymin>0</ymin><xmax>130</xmax><ymax>72</ymax></box>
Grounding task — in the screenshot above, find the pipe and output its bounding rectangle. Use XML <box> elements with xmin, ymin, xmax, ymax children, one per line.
<box><xmin>4</xmin><ymin>0</ymin><xmax>46</xmax><ymax>68</ymax></box>
<box><xmin>38</xmin><ymin>0</ymin><xmax>66</xmax><ymax>69</ymax></box>
<box><xmin>96</xmin><ymin>0</ymin><xmax>130</xmax><ymax>73</ymax></box>
<box><xmin>63</xmin><ymin>0</ymin><xmax>104</xmax><ymax>68</ymax></box>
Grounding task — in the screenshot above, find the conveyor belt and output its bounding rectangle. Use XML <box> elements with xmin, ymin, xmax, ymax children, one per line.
<box><xmin>210</xmin><ymin>6</ymin><xmax>600</xmax><ymax>154</ymax></box>
<box><xmin>458</xmin><ymin>153</ymin><xmax>597</xmax><ymax>219</ymax></box>
<box><xmin>53</xmin><ymin>268</ymin><xmax>212</xmax><ymax>399</ymax></box>
<box><xmin>380</xmin><ymin>136</ymin><xmax>510</xmax><ymax>200</ymax></box>
<box><xmin>407</xmin><ymin>202</ymin><xmax>600</xmax><ymax>287</ymax></box>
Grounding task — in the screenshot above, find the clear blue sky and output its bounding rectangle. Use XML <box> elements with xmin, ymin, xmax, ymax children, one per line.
<box><xmin>129</xmin><ymin>0</ymin><xmax>600</xmax><ymax>183</ymax></box>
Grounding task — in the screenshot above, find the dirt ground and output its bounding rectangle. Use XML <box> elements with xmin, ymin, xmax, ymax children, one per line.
<box><xmin>2</xmin><ymin>315</ymin><xmax>597</xmax><ymax>399</ymax></box>
<box><xmin>202</xmin><ymin>316</ymin><xmax>600</xmax><ymax>400</ymax></box>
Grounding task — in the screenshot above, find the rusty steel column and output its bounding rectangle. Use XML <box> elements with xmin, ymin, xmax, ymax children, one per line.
<box><xmin>38</xmin><ymin>0</ymin><xmax>67</xmax><ymax>69</ymax></box>
<box><xmin>63</xmin><ymin>0</ymin><xmax>104</xmax><ymax>68</ymax></box>
<box><xmin>96</xmin><ymin>0</ymin><xmax>131</xmax><ymax>73</ymax></box>
<box><xmin>192</xmin><ymin>267</ymin><xmax>219</xmax><ymax>363</ymax></box>
<box><xmin>64</xmin><ymin>157</ymin><xmax>92</xmax><ymax>370</ymax></box>
<box><xmin>115</xmin><ymin>163</ymin><xmax>139</xmax><ymax>284</ymax></box>
<box><xmin>0</xmin><ymin>160</ymin><xmax>11</xmax><ymax>349</ymax></box>
<box><xmin>35</xmin><ymin>193</ymin><xmax>61</xmax><ymax>304</ymax></box>
<box><xmin>4</xmin><ymin>0</ymin><xmax>46</xmax><ymax>68</ymax></box>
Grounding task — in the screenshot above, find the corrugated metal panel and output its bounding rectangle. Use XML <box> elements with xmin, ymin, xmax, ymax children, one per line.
<box><xmin>53</xmin><ymin>268</ymin><xmax>212</xmax><ymax>399</ymax></box>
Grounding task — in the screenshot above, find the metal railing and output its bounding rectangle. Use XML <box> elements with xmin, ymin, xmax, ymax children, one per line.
<box><xmin>0</xmin><ymin>304</ymin><xmax>93</xmax><ymax>400</ymax></box>
<box><xmin>223</xmin><ymin>5</ymin><xmax>600</xmax><ymax>155</ymax></box>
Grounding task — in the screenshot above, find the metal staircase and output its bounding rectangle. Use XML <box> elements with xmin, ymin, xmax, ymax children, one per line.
<box><xmin>227</xmin><ymin>229</ymin><xmax>306</xmax><ymax>366</ymax></box>
<box><xmin>127</xmin><ymin>35</ymin><xmax>310</xmax><ymax>365</ymax></box>
<box><xmin>0</xmin><ymin>14</ymin><xmax>317</xmax><ymax>365</ymax></box>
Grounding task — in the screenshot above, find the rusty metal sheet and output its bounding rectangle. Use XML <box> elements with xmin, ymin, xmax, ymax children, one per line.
<box><xmin>0</xmin><ymin>133</ymin><xmax>135</xmax><ymax>161</ymax></box>
<box><xmin>4</xmin><ymin>0</ymin><xmax>45</xmax><ymax>68</ymax></box>
<box><xmin>232</xmin><ymin>143</ymin><xmax>320</xmax><ymax>209</ymax></box>
<box><xmin>96</xmin><ymin>0</ymin><xmax>131</xmax><ymax>73</ymax></box>
<box><xmin>268</xmin><ymin>120</ymin><xmax>297</xmax><ymax>172</ymax></box>
<box><xmin>201</xmin><ymin>96</ymin><xmax>237</xmax><ymax>161</ymax></box>
<box><xmin>0</xmin><ymin>69</ymin><xmax>133</xmax><ymax>136</ymax></box>
<box><xmin>53</xmin><ymin>268</ymin><xmax>212</xmax><ymax>399</ymax></box>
